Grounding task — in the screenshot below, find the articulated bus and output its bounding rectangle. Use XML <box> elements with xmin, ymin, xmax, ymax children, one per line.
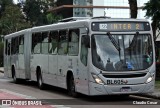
<box><xmin>4</xmin><ymin>17</ymin><xmax>155</xmax><ymax>96</ymax></box>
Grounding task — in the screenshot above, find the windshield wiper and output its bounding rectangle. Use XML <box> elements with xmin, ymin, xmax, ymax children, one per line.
<box><xmin>107</xmin><ymin>32</ymin><xmax>121</xmax><ymax>51</ymax></box>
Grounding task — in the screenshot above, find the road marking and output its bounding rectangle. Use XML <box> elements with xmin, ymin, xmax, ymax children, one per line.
<box><xmin>0</xmin><ymin>89</ymin><xmax>35</xmax><ymax>99</ymax></box>
<box><xmin>0</xmin><ymin>89</ymin><xmax>71</xmax><ymax>108</ymax></box>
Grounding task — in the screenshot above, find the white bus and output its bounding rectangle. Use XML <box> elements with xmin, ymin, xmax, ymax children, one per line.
<box><xmin>4</xmin><ymin>17</ymin><xmax>155</xmax><ymax>96</ymax></box>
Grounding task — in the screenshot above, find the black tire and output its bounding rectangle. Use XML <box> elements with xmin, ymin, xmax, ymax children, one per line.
<box><xmin>37</xmin><ymin>69</ymin><xmax>44</xmax><ymax>90</ymax></box>
<box><xmin>119</xmin><ymin>94</ymin><xmax>130</xmax><ymax>98</ymax></box>
<box><xmin>68</xmin><ymin>74</ymin><xmax>78</xmax><ymax>97</ymax></box>
<box><xmin>12</xmin><ymin>67</ymin><xmax>19</xmax><ymax>83</ymax></box>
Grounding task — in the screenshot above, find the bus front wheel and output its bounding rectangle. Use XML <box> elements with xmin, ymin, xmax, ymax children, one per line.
<box><xmin>68</xmin><ymin>74</ymin><xmax>78</xmax><ymax>97</ymax></box>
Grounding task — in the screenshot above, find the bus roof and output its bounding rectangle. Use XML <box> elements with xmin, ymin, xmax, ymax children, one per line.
<box><xmin>4</xmin><ymin>17</ymin><xmax>150</xmax><ymax>39</ymax></box>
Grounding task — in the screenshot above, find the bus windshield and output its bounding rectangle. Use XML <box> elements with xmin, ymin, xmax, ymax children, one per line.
<box><xmin>91</xmin><ymin>34</ymin><xmax>153</xmax><ymax>71</ymax></box>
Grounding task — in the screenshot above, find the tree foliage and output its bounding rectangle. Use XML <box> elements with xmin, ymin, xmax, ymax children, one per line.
<box><xmin>0</xmin><ymin>4</ymin><xmax>31</xmax><ymax>35</ymax></box>
<box><xmin>23</xmin><ymin>0</ymin><xmax>48</xmax><ymax>26</ymax></box>
<box><xmin>22</xmin><ymin>0</ymin><xmax>61</xmax><ymax>26</ymax></box>
<box><xmin>0</xmin><ymin>0</ymin><xmax>13</xmax><ymax>17</ymax></box>
<box><xmin>46</xmin><ymin>13</ymin><xmax>62</xmax><ymax>24</ymax></box>
<box><xmin>143</xmin><ymin>0</ymin><xmax>160</xmax><ymax>39</ymax></box>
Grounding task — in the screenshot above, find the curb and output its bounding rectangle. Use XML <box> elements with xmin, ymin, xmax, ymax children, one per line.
<box><xmin>137</xmin><ymin>93</ymin><xmax>160</xmax><ymax>100</ymax></box>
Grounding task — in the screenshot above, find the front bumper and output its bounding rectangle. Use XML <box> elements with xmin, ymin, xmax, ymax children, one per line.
<box><xmin>89</xmin><ymin>80</ymin><xmax>154</xmax><ymax>96</ymax></box>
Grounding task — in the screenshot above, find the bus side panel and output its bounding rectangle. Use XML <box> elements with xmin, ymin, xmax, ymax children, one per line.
<box><xmin>48</xmin><ymin>54</ymin><xmax>58</xmax><ymax>86</ymax></box>
<box><xmin>18</xmin><ymin>54</ymin><xmax>25</xmax><ymax>78</ymax></box>
<box><xmin>57</xmin><ymin>55</ymin><xmax>68</xmax><ymax>89</ymax></box>
<box><xmin>39</xmin><ymin>55</ymin><xmax>49</xmax><ymax>84</ymax></box>
<box><xmin>30</xmin><ymin>54</ymin><xmax>41</xmax><ymax>81</ymax></box>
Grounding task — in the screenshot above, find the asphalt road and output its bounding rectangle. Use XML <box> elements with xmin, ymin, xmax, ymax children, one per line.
<box><xmin>0</xmin><ymin>72</ymin><xmax>160</xmax><ymax>108</ymax></box>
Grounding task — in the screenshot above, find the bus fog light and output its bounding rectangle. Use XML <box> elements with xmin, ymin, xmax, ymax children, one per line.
<box><xmin>92</xmin><ymin>74</ymin><xmax>104</xmax><ymax>84</ymax></box>
<box><xmin>146</xmin><ymin>74</ymin><xmax>154</xmax><ymax>83</ymax></box>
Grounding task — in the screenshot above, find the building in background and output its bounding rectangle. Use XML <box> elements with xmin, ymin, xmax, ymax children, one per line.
<box><xmin>49</xmin><ymin>0</ymin><xmax>149</xmax><ymax>19</ymax></box>
<box><xmin>49</xmin><ymin>0</ymin><xmax>106</xmax><ymax>18</ymax></box>
<box><xmin>105</xmin><ymin>0</ymin><xmax>149</xmax><ymax>19</ymax></box>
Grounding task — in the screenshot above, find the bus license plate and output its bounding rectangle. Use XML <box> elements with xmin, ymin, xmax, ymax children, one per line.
<box><xmin>120</xmin><ymin>87</ymin><xmax>131</xmax><ymax>92</ymax></box>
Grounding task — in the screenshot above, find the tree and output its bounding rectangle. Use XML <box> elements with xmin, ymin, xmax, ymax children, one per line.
<box><xmin>143</xmin><ymin>0</ymin><xmax>160</xmax><ymax>40</ymax></box>
<box><xmin>46</xmin><ymin>13</ymin><xmax>62</xmax><ymax>24</ymax></box>
<box><xmin>0</xmin><ymin>0</ymin><xmax>13</xmax><ymax>17</ymax></box>
<box><xmin>128</xmin><ymin>0</ymin><xmax>138</xmax><ymax>18</ymax></box>
<box><xmin>22</xmin><ymin>0</ymin><xmax>61</xmax><ymax>26</ymax></box>
<box><xmin>22</xmin><ymin>0</ymin><xmax>48</xmax><ymax>26</ymax></box>
<box><xmin>22</xmin><ymin>0</ymin><xmax>58</xmax><ymax>26</ymax></box>
<box><xmin>0</xmin><ymin>4</ymin><xmax>31</xmax><ymax>35</ymax></box>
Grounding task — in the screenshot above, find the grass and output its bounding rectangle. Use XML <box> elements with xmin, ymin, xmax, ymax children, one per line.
<box><xmin>155</xmin><ymin>80</ymin><xmax>160</xmax><ymax>91</ymax></box>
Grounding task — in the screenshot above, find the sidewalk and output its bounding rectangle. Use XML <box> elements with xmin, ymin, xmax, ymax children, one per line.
<box><xmin>0</xmin><ymin>67</ymin><xmax>159</xmax><ymax>99</ymax></box>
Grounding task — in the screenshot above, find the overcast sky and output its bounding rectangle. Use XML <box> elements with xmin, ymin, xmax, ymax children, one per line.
<box><xmin>13</xmin><ymin>0</ymin><xmax>17</xmax><ymax>4</ymax></box>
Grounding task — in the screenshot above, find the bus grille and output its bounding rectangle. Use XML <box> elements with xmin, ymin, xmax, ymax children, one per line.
<box><xmin>102</xmin><ymin>73</ymin><xmax>147</xmax><ymax>78</ymax></box>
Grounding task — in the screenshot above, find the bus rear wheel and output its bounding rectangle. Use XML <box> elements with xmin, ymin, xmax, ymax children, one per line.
<box><xmin>68</xmin><ymin>74</ymin><xmax>78</xmax><ymax>97</ymax></box>
<box><xmin>12</xmin><ymin>66</ymin><xmax>19</xmax><ymax>83</ymax></box>
<box><xmin>37</xmin><ymin>69</ymin><xmax>44</xmax><ymax>90</ymax></box>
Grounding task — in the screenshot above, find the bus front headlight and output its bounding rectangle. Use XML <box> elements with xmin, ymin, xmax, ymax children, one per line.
<box><xmin>146</xmin><ymin>73</ymin><xmax>154</xmax><ymax>83</ymax></box>
<box><xmin>92</xmin><ymin>74</ymin><xmax>104</xmax><ymax>84</ymax></box>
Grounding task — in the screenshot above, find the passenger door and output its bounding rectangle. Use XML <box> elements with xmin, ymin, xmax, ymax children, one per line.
<box><xmin>77</xmin><ymin>35</ymin><xmax>89</xmax><ymax>95</ymax></box>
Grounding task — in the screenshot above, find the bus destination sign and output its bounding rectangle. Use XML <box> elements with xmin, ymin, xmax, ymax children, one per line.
<box><xmin>91</xmin><ymin>22</ymin><xmax>150</xmax><ymax>32</ymax></box>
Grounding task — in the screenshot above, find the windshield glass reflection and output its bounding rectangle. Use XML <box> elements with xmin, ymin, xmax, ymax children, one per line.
<box><xmin>91</xmin><ymin>34</ymin><xmax>153</xmax><ymax>71</ymax></box>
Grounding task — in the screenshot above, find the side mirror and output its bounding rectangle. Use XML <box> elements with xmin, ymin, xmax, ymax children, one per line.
<box><xmin>84</xmin><ymin>35</ymin><xmax>90</xmax><ymax>48</ymax></box>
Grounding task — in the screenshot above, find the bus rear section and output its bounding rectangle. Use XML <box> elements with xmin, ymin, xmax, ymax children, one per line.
<box><xmin>88</xmin><ymin>20</ymin><xmax>155</xmax><ymax>95</ymax></box>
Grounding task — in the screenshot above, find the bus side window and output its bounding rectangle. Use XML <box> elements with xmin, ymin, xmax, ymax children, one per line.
<box><xmin>58</xmin><ymin>30</ymin><xmax>68</xmax><ymax>55</ymax></box>
<box><xmin>68</xmin><ymin>29</ymin><xmax>79</xmax><ymax>56</ymax></box>
<box><xmin>49</xmin><ymin>31</ymin><xmax>58</xmax><ymax>54</ymax></box>
<box><xmin>41</xmin><ymin>32</ymin><xmax>49</xmax><ymax>54</ymax></box>
<box><xmin>19</xmin><ymin>35</ymin><xmax>24</xmax><ymax>54</ymax></box>
<box><xmin>80</xmin><ymin>36</ymin><xmax>88</xmax><ymax>66</ymax></box>
<box><xmin>11</xmin><ymin>37</ymin><xmax>18</xmax><ymax>55</ymax></box>
<box><xmin>32</xmin><ymin>32</ymin><xmax>42</xmax><ymax>54</ymax></box>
